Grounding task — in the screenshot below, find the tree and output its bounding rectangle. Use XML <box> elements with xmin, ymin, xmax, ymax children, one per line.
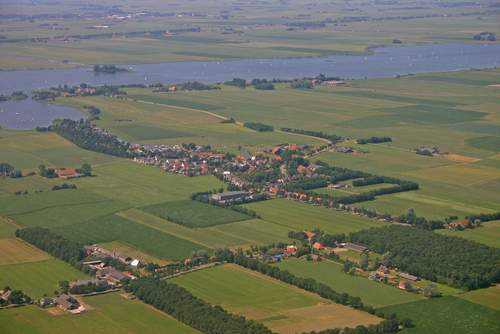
<box><xmin>58</xmin><ymin>280</ymin><xmax>70</xmax><ymax>294</ymax></box>
<box><xmin>38</xmin><ymin>164</ymin><xmax>47</xmax><ymax>177</ymax></box>
<box><xmin>80</xmin><ymin>163</ymin><xmax>92</xmax><ymax>176</ymax></box>
<box><xmin>360</xmin><ymin>253</ymin><xmax>369</xmax><ymax>271</ymax></box>
<box><xmin>343</xmin><ymin>260</ymin><xmax>353</xmax><ymax>273</ymax></box>
<box><xmin>423</xmin><ymin>284</ymin><xmax>441</xmax><ymax>298</ymax></box>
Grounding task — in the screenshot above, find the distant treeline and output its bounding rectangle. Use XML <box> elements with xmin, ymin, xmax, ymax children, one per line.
<box><xmin>280</xmin><ymin>127</ymin><xmax>342</xmax><ymax>143</ymax></box>
<box><xmin>126</xmin><ymin>277</ymin><xmax>273</xmax><ymax>334</ymax></box>
<box><xmin>468</xmin><ymin>212</ymin><xmax>500</xmax><ymax>223</ymax></box>
<box><xmin>356</xmin><ymin>137</ymin><xmax>392</xmax><ymax>144</ymax></box>
<box><xmin>52</xmin><ymin>119</ymin><xmax>131</xmax><ymax>158</ymax></box>
<box><xmin>243</xmin><ymin>122</ymin><xmax>274</xmax><ymax>132</ymax></box>
<box><xmin>214</xmin><ymin>249</ymin><xmax>411</xmax><ymax>334</ymax></box>
<box><xmin>349</xmin><ymin>225</ymin><xmax>500</xmax><ymax>290</ymax></box>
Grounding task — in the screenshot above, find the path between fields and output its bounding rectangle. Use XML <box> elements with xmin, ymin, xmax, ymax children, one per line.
<box><xmin>125</xmin><ymin>98</ymin><xmax>331</xmax><ymax>144</ymax></box>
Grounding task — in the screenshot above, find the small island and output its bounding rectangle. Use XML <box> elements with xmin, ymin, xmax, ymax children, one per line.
<box><xmin>93</xmin><ymin>64</ymin><xmax>130</xmax><ymax>74</ymax></box>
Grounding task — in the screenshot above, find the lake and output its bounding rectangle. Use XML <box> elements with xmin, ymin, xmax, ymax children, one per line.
<box><xmin>1</xmin><ymin>43</ymin><xmax>499</xmax><ymax>129</ymax></box>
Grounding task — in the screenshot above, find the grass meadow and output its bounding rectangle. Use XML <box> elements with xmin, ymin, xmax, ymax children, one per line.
<box><xmin>141</xmin><ymin>200</ymin><xmax>252</xmax><ymax>228</ymax></box>
<box><xmin>245</xmin><ymin>199</ymin><xmax>383</xmax><ymax>235</ymax></box>
<box><xmin>171</xmin><ymin>263</ymin><xmax>381</xmax><ymax>333</ymax></box>
<box><xmin>55</xmin><ymin>214</ymin><xmax>206</xmax><ymax>261</ymax></box>
<box><xmin>381</xmin><ymin>297</ymin><xmax>500</xmax><ymax>334</ymax></box>
<box><xmin>459</xmin><ymin>286</ymin><xmax>500</xmax><ymax>311</ymax></box>
<box><xmin>0</xmin><ymin>258</ymin><xmax>87</xmax><ymax>298</ymax></box>
<box><xmin>0</xmin><ymin>292</ymin><xmax>199</xmax><ymax>334</ymax></box>
<box><xmin>276</xmin><ymin>258</ymin><xmax>423</xmax><ymax>308</ymax></box>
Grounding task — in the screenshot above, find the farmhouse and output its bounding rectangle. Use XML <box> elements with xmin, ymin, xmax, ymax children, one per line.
<box><xmin>96</xmin><ymin>267</ymin><xmax>127</xmax><ymax>284</ymax></box>
<box><xmin>286</xmin><ymin>245</ymin><xmax>298</xmax><ymax>255</ymax></box>
<box><xmin>398</xmin><ymin>280</ymin><xmax>410</xmax><ymax>290</ymax></box>
<box><xmin>55</xmin><ymin>294</ymin><xmax>79</xmax><ymax>311</ymax></box>
<box><xmin>448</xmin><ymin>219</ymin><xmax>471</xmax><ymax>230</ymax></box>
<box><xmin>211</xmin><ymin>191</ymin><xmax>249</xmax><ymax>204</ymax></box>
<box><xmin>56</xmin><ymin>168</ymin><xmax>83</xmax><ymax>179</ymax></box>
<box><xmin>313</xmin><ymin>242</ymin><xmax>324</xmax><ymax>250</ymax></box>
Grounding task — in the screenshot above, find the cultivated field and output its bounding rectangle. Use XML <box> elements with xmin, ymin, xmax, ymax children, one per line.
<box><xmin>142</xmin><ymin>200</ymin><xmax>252</xmax><ymax>228</ymax></box>
<box><xmin>381</xmin><ymin>297</ymin><xmax>500</xmax><ymax>334</ymax></box>
<box><xmin>56</xmin><ymin>214</ymin><xmax>206</xmax><ymax>261</ymax></box>
<box><xmin>0</xmin><ymin>292</ymin><xmax>199</xmax><ymax>334</ymax></box>
<box><xmin>245</xmin><ymin>199</ymin><xmax>383</xmax><ymax>235</ymax></box>
<box><xmin>0</xmin><ymin>258</ymin><xmax>87</xmax><ymax>298</ymax></box>
<box><xmin>171</xmin><ymin>263</ymin><xmax>381</xmax><ymax>333</ymax></box>
<box><xmin>276</xmin><ymin>258</ymin><xmax>423</xmax><ymax>308</ymax></box>
<box><xmin>0</xmin><ymin>238</ymin><xmax>49</xmax><ymax>265</ymax></box>
<box><xmin>459</xmin><ymin>286</ymin><xmax>500</xmax><ymax>311</ymax></box>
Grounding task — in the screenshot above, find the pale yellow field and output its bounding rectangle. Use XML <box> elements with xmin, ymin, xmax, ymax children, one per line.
<box><xmin>0</xmin><ymin>238</ymin><xmax>50</xmax><ymax>265</ymax></box>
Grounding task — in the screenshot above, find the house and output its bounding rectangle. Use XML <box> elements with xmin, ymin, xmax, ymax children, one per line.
<box><xmin>56</xmin><ymin>168</ymin><xmax>83</xmax><ymax>179</ymax></box>
<box><xmin>304</xmin><ymin>230</ymin><xmax>315</xmax><ymax>241</ymax></box>
<box><xmin>398</xmin><ymin>280</ymin><xmax>409</xmax><ymax>290</ymax></box>
<box><xmin>55</xmin><ymin>294</ymin><xmax>79</xmax><ymax>311</ymax></box>
<box><xmin>211</xmin><ymin>191</ymin><xmax>249</xmax><ymax>204</ymax></box>
<box><xmin>327</xmin><ymin>183</ymin><xmax>343</xmax><ymax>189</ymax></box>
<box><xmin>342</xmin><ymin>242</ymin><xmax>368</xmax><ymax>252</ymax></box>
<box><xmin>287</xmin><ymin>144</ymin><xmax>299</xmax><ymax>151</ymax></box>
<box><xmin>398</xmin><ymin>272</ymin><xmax>419</xmax><ymax>281</ymax></box>
<box><xmin>0</xmin><ymin>289</ymin><xmax>11</xmax><ymax>303</ymax></box>
<box><xmin>96</xmin><ymin>267</ymin><xmax>127</xmax><ymax>284</ymax></box>
<box><xmin>296</xmin><ymin>165</ymin><xmax>308</xmax><ymax>174</ymax></box>
<box><xmin>448</xmin><ymin>219</ymin><xmax>471</xmax><ymax>230</ymax></box>
<box><xmin>286</xmin><ymin>245</ymin><xmax>298</xmax><ymax>255</ymax></box>
<box><xmin>312</xmin><ymin>242</ymin><xmax>323</xmax><ymax>250</ymax></box>
<box><xmin>39</xmin><ymin>297</ymin><xmax>55</xmax><ymax>308</ymax></box>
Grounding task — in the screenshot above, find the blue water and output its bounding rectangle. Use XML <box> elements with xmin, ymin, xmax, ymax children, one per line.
<box><xmin>1</xmin><ymin>43</ymin><xmax>499</xmax><ymax>129</ymax></box>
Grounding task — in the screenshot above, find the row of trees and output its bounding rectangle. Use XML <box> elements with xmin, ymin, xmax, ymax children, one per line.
<box><xmin>214</xmin><ymin>249</ymin><xmax>410</xmax><ymax>333</ymax></box>
<box><xmin>125</xmin><ymin>277</ymin><xmax>273</xmax><ymax>334</ymax></box>
<box><xmin>280</xmin><ymin>127</ymin><xmax>342</xmax><ymax>144</ymax></box>
<box><xmin>285</xmin><ymin>176</ymin><xmax>328</xmax><ymax>192</ymax></box>
<box><xmin>243</xmin><ymin>122</ymin><xmax>274</xmax><ymax>132</ymax></box>
<box><xmin>349</xmin><ymin>225</ymin><xmax>500</xmax><ymax>290</ymax></box>
<box><xmin>52</xmin><ymin>119</ymin><xmax>131</xmax><ymax>158</ymax></box>
<box><xmin>356</xmin><ymin>137</ymin><xmax>392</xmax><ymax>145</ymax></box>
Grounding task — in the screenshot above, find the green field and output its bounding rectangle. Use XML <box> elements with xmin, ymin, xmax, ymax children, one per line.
<box><xmin>56</xmin><ymin>214</ymin><xmax>207</xmax><ymax>261</ymax></box>
<box><xmin>246</xmin><ymin>199</ymin><xmax>384</xmax><ymax>234</ymax></box>
<box><xmin>142</xmin><ymin>200</ymin><xmax>252</xmax><ymax>228</ymax></box>
<box><xmin>171</xmin><ymin>263</ymin><xmax>381</xmax><ymax>333</ymax></box>
<box><xmin>459</xmin><ymin>286</ymin><xmax>500</xmax><ymax>311</ymax></box>
<box><xmin>0</xmin><ymin>292</ymin><xmax>199</xmax><ymax>334</ymax></box>
<box><xmin>276</xmin><ymin>258</ymin><xmax>423</xmax><ymax>308</ymax></box>
<box><xmin>0</xmin><ymin>258</ymin><xmax>87</xmax><ymax>298</ymax></box>
<box><xmin>381</xmin><ymin>297</ymin><xmax>500</xmax><ymax>334</ymax></box>
<box><xmin>437</xmin><ymin>220</ymin><xmax>500</xmax><ymax>248</ymax></box>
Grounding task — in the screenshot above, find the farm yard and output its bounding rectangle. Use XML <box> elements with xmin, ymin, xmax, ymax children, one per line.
<box><xmin>171</xmin><ymin>263</ymin><xmax>382</xmax><ymax>333</ymax></box>
<box><xmin>276</xmin><ymin>258</ymin><xmax>423</xmax><ymax>308</ymax></box>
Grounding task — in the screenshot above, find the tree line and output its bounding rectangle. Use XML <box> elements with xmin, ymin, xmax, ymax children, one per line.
<box><xmin>356</xmin><ymin>137</ymin><xmax>392</xmax><ymax>145</ymax></box>
<box><xmin>243</xmin><ymin>122</ymin><xmax>274</xmax><ymax>132</ymax></box>
<box><xmin>280</xmin><ymin>127</ymin><xmax>342</xmax><ymax>144</ymax></box>
<box><xmin>349</xmin><ymin>225</ymin><xmax>500</xmax><ymax>290</ymax></box>
<box><xmin>125</xmin><ymin>277</ymin><xmax>273</xmax><ymax>334</ymax></box>
<box><xmin>0</xmin><ymin>162</ymin><xmax>22</xmax><ymax>178</ymax></box>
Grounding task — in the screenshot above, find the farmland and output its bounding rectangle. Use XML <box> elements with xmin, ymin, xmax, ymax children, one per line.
<box><xmin>0</xmin><ymin>238</ymin><xmax>49</xmax><ymax>265</ymax></box>
<box><xmin>142</xmin><ymin>200</ymin><xmax>252</xmax><ymax>228</ymax></box>
<box><xmin>171</xmin><ymin>263</ymin><xmax>381</xmax><ymax>333</ymax></box>
<box><xmin>245</xmin><ymin>199</ymin><xmax>383</xmax><ymax>235</ymax></box>
<box><xmin>0</xmin><ymin>292</ymin><xmax>199</xmax><ymax>334</ymax></box>
<box><xmin>276</xmin><ymin>258</ymin><xmax>423</xmax><ymax>308</ymax></box>
<box><xmin>381</xmin><ymin>297</ymin><xmax>500</xmax><ymax>334</ymax></box>
<box><xmin>0</xmin><ymin>258</ymin><xmax>87</xmax><ymax>298</ymax></box>
<box><xmin>437</xmin><ymin>220</ymin><xmax>500</xmax><ymax>248</ymax></box>
<box><xmin>459</xmin><ymin>286</ymin><xmax>500</xmax><ymax>311</ymax></box>
<box><xmin>55</xmin><ymin>214</ymin><xmax>207</xmax><ymax>261</ymax></box>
